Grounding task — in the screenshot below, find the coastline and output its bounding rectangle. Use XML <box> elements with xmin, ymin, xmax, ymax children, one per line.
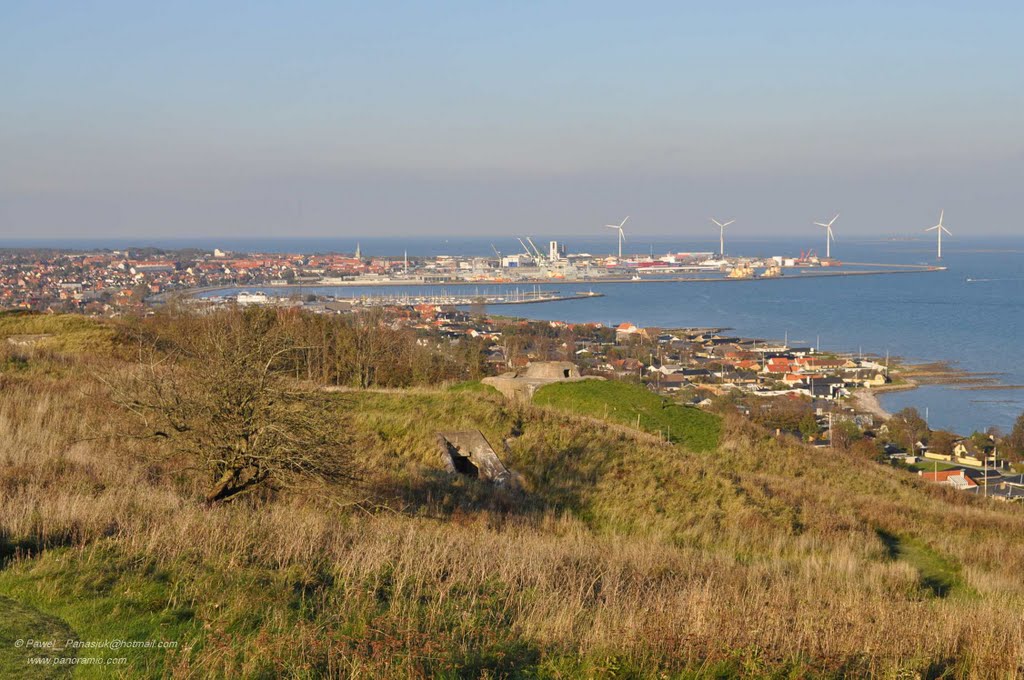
<box><xmin>151</xmin><ymin>264</ymin><xmax>946</xmax><ymax>303</ymax></box>
<box><xmin>851</xmin><ymin>389</ymin><xmax>892</xmax><ymax>420</ymax></box>
<box><xmin>850</xmin><ymin>385</ymin><xmax>917</xmax><ymax>421</ymax></box>
<box><xmin>145</xmin><ymin>266</ymin><xmax>1017</xmax><ymax>436</ymax></box>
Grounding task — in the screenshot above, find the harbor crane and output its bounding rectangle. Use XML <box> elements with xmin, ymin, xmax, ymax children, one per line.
<box><xmin>525</xmin><ymin>236</ymin><xmax>545</xmax><ymax>263</ymax></box>
<box><xmin>516</xmin><ymin>237</ymin><xmax>531</xmax><ymax>257</ymax></box>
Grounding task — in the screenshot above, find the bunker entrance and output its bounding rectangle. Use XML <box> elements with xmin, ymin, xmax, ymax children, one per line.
<box><xmin>450</xmin><ymin>454</ymin><xmax>479</xmax><ymax>478</ymax></box>
<box><xmin>437</xmin><ymin>431</ymin><xmax>513</xmax><ymax>485</ymax></box>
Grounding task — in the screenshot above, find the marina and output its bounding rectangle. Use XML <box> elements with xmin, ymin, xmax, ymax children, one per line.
<box><xmin>222</xmin><ymin>288</ymin><xmax>604</xmax><ymax>307</ymax></box>
<box><xmin>179</xmin><ymin>261</ymin><xmax>945</xmax><ymax>301</ymax></box>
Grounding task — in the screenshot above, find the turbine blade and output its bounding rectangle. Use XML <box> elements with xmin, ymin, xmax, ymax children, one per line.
<box><xmin>722</xmin><ymin>220</ymin><xmax>735</xmax><ymax>227</ymax></box>
<box><xmin>620</xmin><ymin>216</ymin><xmax>630</xmax><ymax>228</ymax></box>
<box><xmin>942</xmin><ymin>227</ymin><xmax>952</xmax><ymax>236</ymax></box>
<box><xmin>938</xmin><ymin>209</ymin><xmax>944</xmax><ymax>226</ymax></box>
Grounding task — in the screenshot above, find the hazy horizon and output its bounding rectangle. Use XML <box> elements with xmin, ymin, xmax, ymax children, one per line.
<box><xmin>3</xmin><ymin>2</ymin><xmax>1021</xmax><ymax>238</ymax></box>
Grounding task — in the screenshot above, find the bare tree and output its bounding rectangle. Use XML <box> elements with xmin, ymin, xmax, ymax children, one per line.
<box><xmin>113</xmin><ymin>307</ymin><xmax>354</xmax><ymax>504</ymax></box>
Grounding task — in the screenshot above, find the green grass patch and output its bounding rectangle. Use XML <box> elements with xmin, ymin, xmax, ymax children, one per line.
<box><xmin>875</xmin><ymin>530</ymin><xmax>972</xmax><ymax>598</ymax></box>
<box><xmin>446</xmin><ymin>379</ymin><xmax>500</xmax><ymax>395</ymax></box>
<box><xmin>0</xmin><ymin>546</ymin><xmax>200</xmax><ymax>678</ymax></box>
<box><xmin>533</xmin><ymin>379</ymin><xmax>721</xmax><ymax>452</ymax></box>
<box><xmin>0</xmin><ymin>312</ymin><xmax>114</xmax><ymax>355</ymax></box>
<box><xmin>0</xmin><ymin>595</ymin><xmax>76</xmax><ymax>679</ymax></box>
<box><xmin>907</xmin><ymin>461</ymin><xmax>957</xmax><ymax>472</ymax></box>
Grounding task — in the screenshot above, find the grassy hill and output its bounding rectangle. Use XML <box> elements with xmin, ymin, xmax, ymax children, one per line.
<box><xmin>532</xmin><ymin>379</ymin><xmax>721</xmax><ymax>452</ymax></box>
<box><xmin>0</xmin><ymin>310</ymin><xmax>114</xmax><ymax>355</ymax></box>
<box><xmin>1</xmin><ymin>315</ymin><xmax>1024</xmax><ymax>677</ymax></box>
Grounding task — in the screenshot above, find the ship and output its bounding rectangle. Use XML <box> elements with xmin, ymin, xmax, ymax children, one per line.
<box><xmin>760</xmin><ymin>264</ymin><xmax>783</xmax><ymax>278</ymax></box>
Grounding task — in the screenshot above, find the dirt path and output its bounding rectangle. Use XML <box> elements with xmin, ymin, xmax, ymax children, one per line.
<box><xmin>0</xmin><ymin>595</ymin><xmax>76</xmax><ymax>678</ymax></box>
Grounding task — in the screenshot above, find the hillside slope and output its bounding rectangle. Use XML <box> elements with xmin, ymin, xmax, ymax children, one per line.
<box><xmin>532</xmin><ymin>379</ymin><xmax>721</xmax><ymax>452</ymax></box>
<box><xmin>1</xmin><ymin>316</ymin><xmax>1023</xmax><ymax>677</ymax></box>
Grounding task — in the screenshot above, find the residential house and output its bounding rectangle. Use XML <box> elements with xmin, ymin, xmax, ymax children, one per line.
<box><xmin>953</xmin><ymin>439</ymin><xmax>995</xmax><ymax>467</ymax></box>
<box><xmin>655</xmin><ymin>373</ymin><xmax>690</xmax><ymax>391</ymax></box>
<box><xmin>615</xmin><ymin>322</ymin><xmax>646</xmax><ymax>342</ymax></box>
<box><xmin>606</xmin><ymin>358</ymin><xmax>644</xmax><ymax>375</ymax></box>
<box><xmin>919</xmin><ymin>469</ymin><xmax>977</xmax><ymax>490</ymax></box>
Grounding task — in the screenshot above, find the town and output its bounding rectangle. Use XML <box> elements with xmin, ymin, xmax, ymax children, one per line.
<box><xmin>0</xmin><ymin>240</ymin><xmax>944</xmax><ymax>313</ymax></box>
<box><xmin>1</xmin><ymin>244</ymin><xmax>1019</xmax><ymax>500</ymax></box>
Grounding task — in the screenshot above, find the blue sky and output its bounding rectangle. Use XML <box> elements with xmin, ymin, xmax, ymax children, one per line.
<box><xmin>1</xmin><ymin>1</ymin><xmax>1021</xmax><ymax>238</ymax></box>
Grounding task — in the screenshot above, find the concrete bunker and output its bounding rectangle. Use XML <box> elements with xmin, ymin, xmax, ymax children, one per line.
<box><xmin>482</xmin><ymin>360</ymin><xmax>602</xmax><ymax>401</ymax></box>
<box><xmin>437</xmin><ymin>430</ymin><xmax>513</xmax><ymax>485</ymax></box>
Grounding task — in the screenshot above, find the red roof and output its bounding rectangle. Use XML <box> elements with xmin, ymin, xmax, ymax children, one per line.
<box><xmin>921</xmin><ymin>470</ymin><xmax>976</xmax><ymax>486</ymax></box>
<box><xmin>806</xmin><ymin>358</ymin><xmax>845</xmax><ymax>368</ymax></box>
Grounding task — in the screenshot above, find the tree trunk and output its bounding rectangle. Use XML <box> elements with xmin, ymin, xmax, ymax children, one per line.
<box><xmin>205</xmin><ymin>465</ymin><xmax>267</xmax><ymax>505</ymax></box>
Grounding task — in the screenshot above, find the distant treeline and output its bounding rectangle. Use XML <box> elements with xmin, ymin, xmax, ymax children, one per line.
<box><xmin>122</xmin><ymin>305</ymin><xmax>488</xmax><ymax>389</ymax></box>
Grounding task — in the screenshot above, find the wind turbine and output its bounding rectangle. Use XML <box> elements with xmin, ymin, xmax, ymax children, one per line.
<box><xmin>605</xmin><ymin>216</ymin><xmax>629</xmax><ymax>259</ymax></box>
<box><xmin>710</xmin><ymin>218</ymin><xmax>735</xmax><ymax>256</ymax></box>
<box><xmin>813</xmin><ymin>214</ymin><xmax>839</xmax><ymax>259</ymax></box>
<box><xmin>925</xmin><ymin>209</ymin><xmax>951</xmax><ymax>259</ymax></box>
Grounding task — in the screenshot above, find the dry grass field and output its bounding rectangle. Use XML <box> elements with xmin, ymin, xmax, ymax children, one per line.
<box><xmin>1</xmin><ymin>312</ymin><xmax>1023</xmax><ymax>678</ymax></box>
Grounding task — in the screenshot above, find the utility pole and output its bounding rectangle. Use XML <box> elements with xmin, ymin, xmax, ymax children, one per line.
<box><xmin>984</xmin><ymin>452</ymin><xmax>988</xmax><ymax>498</ymax></box>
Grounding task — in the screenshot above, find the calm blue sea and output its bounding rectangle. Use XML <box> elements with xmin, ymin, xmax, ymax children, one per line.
<box><xmin>7</xmin><ymin>235</ymin><xmax>1022</xmax><ymax>435</ymax></box>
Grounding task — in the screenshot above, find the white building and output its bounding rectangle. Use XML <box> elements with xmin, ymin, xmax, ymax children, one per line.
<box><xmin>236</xmin><ymin>292</ymin><xmax>271</xmax><ymax>305</ymax></box>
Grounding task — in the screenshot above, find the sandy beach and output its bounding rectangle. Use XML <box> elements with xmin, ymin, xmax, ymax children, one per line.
<box><xmin>851</xmin><ymin>388</ymin><xmax>893</xmax><ymax>420</ymax></box>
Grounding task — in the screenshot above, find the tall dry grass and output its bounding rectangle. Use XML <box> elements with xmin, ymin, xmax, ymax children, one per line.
<box><xmin>2</xmin><ymin>336</ymin><xmax>1024</xmax><ymax>676</ymax></box>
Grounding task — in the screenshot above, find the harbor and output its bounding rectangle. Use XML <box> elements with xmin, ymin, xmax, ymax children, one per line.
<box><xmin>176</xmin><ymin>261</ymin><xmax>945</xmax><ymax>301</ymax></box>
<box><xmin>216</xmin><ymin>287</ymin><xmax>605</xmax><ymax>308</ymax></box>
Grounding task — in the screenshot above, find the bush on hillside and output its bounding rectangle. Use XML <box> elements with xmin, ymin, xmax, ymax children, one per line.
<box><xmin>112</xmin><ymin>307</ymin><xmax>355</xmax><ymax>504</ymax></box>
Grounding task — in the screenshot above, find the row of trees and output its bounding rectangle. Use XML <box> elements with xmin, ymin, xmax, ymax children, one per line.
<box><xmin>888</xmin><ymin>406</ymin><xmax>1024</xmax><ymax>462</ymax></box>
<box><xmin>130</xmin><ymin>305</ymin><xmax>487</xmax><ymax>389</ymax></box>
<box><xmin>1006</xmin><ymin>413</ymin><xmax>1024</xmax><ymax>461</ymax></box>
